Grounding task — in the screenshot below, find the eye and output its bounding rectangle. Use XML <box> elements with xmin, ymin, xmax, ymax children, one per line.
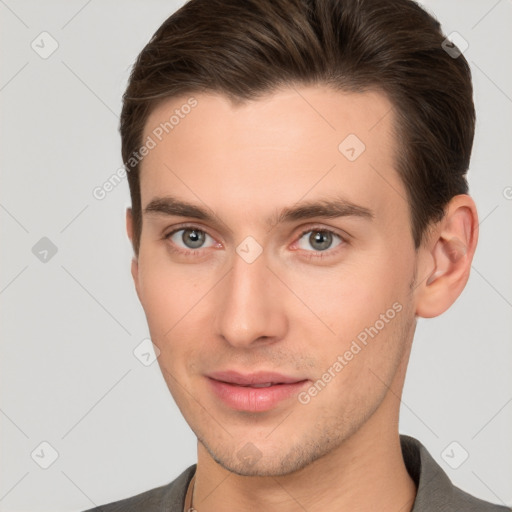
<box><xmin>296</xmin><ymin>229</ymin><xmax>344</xmax><ymax>252</ymax></box>
<box><xmin>166</xmin><ymin>227</ymin><xmax>216</xmax><ymax>251</ymax></box>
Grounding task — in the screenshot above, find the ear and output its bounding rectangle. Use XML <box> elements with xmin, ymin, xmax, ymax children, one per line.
<box><xmin>126</xmin><ymin>208</ymin><xmax>141</xmax><ymax>299</ymax></box>
<box><xmin>415</xmin><ymin>194</ymin><xmax>479</xmax><ymax>318</ymax></box>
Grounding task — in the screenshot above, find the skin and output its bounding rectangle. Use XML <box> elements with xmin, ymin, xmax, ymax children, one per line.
<box><xmin>126</xmin><ymin>85</ymin><xmax>478</xmax><ymax>512</ymax></box>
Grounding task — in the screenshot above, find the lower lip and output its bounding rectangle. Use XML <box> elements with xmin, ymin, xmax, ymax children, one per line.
<box><xmin>207</xmin><ymin>378</ymin><xmax>309</xmax><ymax>412</ymax></box>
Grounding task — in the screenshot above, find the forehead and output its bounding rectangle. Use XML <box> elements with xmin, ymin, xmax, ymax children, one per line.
<box><xmin>139</xmin><ymin>85</ymin><xmax>405</xmax><ymax>229</ymax></box>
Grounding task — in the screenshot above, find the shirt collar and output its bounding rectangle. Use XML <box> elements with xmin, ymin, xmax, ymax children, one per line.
<box><xmin>401</xmin><ymin>434</ymin><xmax>457</xmax><ymax>511</ymax></box>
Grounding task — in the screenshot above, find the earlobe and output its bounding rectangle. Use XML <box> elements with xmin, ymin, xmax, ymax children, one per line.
<box><xmin>415</xmin><ymin>195</ymin><xmax>478</xmax><ymax>318</ymax></box>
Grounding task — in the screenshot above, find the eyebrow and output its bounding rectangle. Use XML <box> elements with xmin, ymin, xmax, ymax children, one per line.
<box><xmin>143</xmin><ymin>195</ymin><xmax>374</xmax><ymax>230</ymax></box>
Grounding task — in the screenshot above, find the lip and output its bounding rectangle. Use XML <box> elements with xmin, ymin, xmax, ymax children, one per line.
<box><xmin>207</xmin><ymin>370</ymin><xmax>309</xmax><ymax>412</ymax></box>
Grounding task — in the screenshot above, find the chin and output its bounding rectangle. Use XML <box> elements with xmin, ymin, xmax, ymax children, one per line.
<box><xmin>199</xmin><ymin>431</ymin><xmax>345</xmax><ymax>478</ymax></box>
<box><xmin>211</xmin><ymin>452</ymin><xmax>308</xmax><ymax>477</ymax></box>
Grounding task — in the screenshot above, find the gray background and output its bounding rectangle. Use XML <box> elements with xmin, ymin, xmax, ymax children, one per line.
<box><xmin>1</xmin><ymin>0</ymin><xmax>511</xmax><ymax>510</ymax></box>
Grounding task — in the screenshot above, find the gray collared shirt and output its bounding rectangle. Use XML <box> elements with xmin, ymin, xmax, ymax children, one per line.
<box><xmin>83</xmin><ymin>435</ymin><xmax>510</xmax><ymax>511</ymax></box>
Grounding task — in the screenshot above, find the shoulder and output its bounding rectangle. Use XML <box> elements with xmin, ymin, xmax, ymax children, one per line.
<box><xmin>400</xmin><ymin>435</ymin><xmax>510</xmax><ymax>512</ymax></box>
<box><xmin>80</xmin><ymin>464</ymin><xmax>196</xmax><ymax>512</ymax></box>
<box><xmin>448</xmin><ymin>485</ymin><xmax>511</xmax><ymax>512</ymax></box>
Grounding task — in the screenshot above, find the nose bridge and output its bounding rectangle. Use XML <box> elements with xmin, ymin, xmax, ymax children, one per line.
<box><xmin>215</xmin><ymin>248</ymin><xmax>286</xmax><ymax>347</ymax></box>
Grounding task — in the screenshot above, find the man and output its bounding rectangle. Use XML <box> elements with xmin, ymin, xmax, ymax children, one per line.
<box><xmin>85</xmin><ymin>0</ymin><xmax>509</xmax><ymax>510</ymax></box>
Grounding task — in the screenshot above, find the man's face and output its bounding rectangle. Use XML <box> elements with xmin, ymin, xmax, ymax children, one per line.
<box><xmin>132</xmin><ymin>86</ymin><xmax>419</xmax><ymax>476</ymax></box>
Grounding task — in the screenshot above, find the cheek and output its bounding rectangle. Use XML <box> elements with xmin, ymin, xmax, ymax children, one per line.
<box><xmin>286</xmin><ymin>253</ymin><xmax>413</xmax><ymax>383</ymax></box>
<box><xmin>136</xmin><ymin>248</ymin><xmax>203</xmax><ymax>334</ymax></box>
<box><xmin>299</xmin><ymin>298</ymin><xmax>413</xmax><ymax>423</ymax></box>
<box><xmin>136</xmin><ymin>253</ymin><xmax>217</xmax><ymax>381</ymax></box>
<box><xmin>285</xmin><ymin>257</ymin><xmax>407</xmax><ymax>340</ymax></box>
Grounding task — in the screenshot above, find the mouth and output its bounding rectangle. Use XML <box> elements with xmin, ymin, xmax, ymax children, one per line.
<box><xmin>206</xmin><ymin>370</ymin><xmax>309</xmax><ymax>412</ymax></box>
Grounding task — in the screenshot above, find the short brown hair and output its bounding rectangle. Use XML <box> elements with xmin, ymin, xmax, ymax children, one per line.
<box><xmin>121</xmin><ymin>0</ymin><xmax>475</xmax><ymax>255</ymax></box>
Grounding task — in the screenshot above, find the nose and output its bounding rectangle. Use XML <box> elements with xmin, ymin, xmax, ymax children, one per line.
<box><xmin>215</xmin><ymin>248</ymin><xmax>288</xmax><ymax>348</ymax></box>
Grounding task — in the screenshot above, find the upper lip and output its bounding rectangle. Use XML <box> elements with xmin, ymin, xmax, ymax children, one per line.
<box><xmin>207</xmin><ymin>370</ymin><xmax>307</xmax><ymax>386</ymax></box>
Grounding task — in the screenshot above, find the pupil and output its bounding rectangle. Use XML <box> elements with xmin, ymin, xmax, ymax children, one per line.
<box><xmin>310</xmin><ymin>231</ymin><xmax>332</xmax><ymax>251</ymax></box>
<box><xmin>183</xmin><ymin>229</ymin><xmax>205</xmax><ymax>249</ymax></box>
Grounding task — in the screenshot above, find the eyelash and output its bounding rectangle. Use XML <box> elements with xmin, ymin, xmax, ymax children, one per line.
<box><xmin>294</xmin><ymin>227</ymin><xmax>345</xmax><ymax>260</ymax></box>
<box><xmin>163</xmin><ymin>224</ymin><xmax>346</xmax><ymax>260</ymax></box>
<box><xmin>164</xmin><ymin>224</ymin><xmax>211</xmax><ymax>258</ymax></box>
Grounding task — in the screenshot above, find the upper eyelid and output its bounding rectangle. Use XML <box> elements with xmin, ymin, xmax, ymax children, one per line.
<box><xmin>165</xmin><ymin>223</ymin><xmax>343</xmax><ymax>238</ymax></box>
<box><xmin>165</xmin><ymin>223</ymin><xmax>217</xmax><ymax>239</ymax></box>
<box><xmin>296</xmin><ymin>226</ymin><xmax>349</xmax><ymax>247</ymax></box>
<box><xmin>166</xmin><ymin>225</ymin><xmax>217</xmax><ymax>245</ymax></box>
<box><xmin>297</xmin><ymin>226</ymin><xmax>344</xmax><ymax>239</ymax></box>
